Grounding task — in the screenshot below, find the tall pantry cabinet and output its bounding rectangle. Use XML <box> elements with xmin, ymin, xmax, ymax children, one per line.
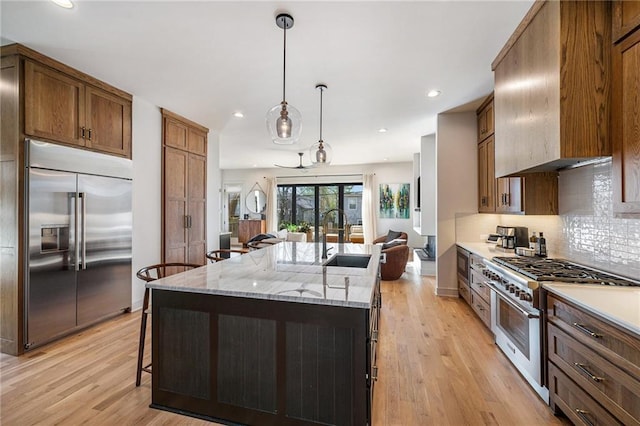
<box><xmin>161</xmin><ymin>109</ymin><xmax>208</xmax><ymax>266</ymax></box>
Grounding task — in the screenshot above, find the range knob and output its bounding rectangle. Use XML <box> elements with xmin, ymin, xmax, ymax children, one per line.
<box><xmin>514</xmin><ymin>289</ymin><xmax>521</xmax><ymax>297</ymax></box>
<box><xmin>509</xmin><ymin>285</ymin><xmax>516</xmax><ymax>293</ymax></box>
<box><xmin>522</xmin><ymin>294</ymin><xmax>533</xmax><ymax>302</ymax></box>
<box><xmin>519</xmin><ymin>293</ymin><xmax>527</xmax><ymax>300</ymax></box>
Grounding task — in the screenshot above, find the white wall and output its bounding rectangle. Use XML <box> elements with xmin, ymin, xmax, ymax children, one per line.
<box><xmin>222</xmin><ymin>161</ymin><xmax>422</xmax><ymax>247</ymax></box>
<box><xmin>130</xmin><ymin>98</ymin><xmax>221</xmax><ymax>311</ymax></box>
<box><xmin>419</xmin><ymin>134</ymin><xmax>436</xmax><ymax>236</ymax></box>
<box><xmin>436</xmin><ymin>112</ymin><xmax>477</xmax><ymax>297</ymax></box>
<box><xmin>131</xmin><ymin>97</ymin><xmax>162</xmax><ymax>310</ymax></box>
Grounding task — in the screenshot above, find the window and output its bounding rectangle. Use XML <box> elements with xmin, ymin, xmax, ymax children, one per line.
<box><xmin>277</xmin><ymin>183</ymin><xmax>363</xmax><ymax>242</ymax></box>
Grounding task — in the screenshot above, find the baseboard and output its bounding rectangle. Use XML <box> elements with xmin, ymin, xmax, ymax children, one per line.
<box><xmin>435</xmin><ymin>287</ymin><xmax>459</xmax><ymax>298</ymax></box>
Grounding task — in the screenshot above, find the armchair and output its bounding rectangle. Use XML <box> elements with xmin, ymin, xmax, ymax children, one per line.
<box><xmin>374</xmin><ymin>231</ymin><xmax>409</xmax><ymax>280</ymax></box>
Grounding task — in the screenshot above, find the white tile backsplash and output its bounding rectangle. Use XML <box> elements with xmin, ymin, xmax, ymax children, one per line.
<box><xmin>455</xmin><ymin>159</ymin><xmax>640</xmax><ymax>280</ymax></box>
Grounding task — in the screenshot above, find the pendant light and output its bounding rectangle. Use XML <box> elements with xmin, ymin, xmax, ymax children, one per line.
<box><xmin>266</xmin><ymin>13</ymin><xmax>302</xmax><ymax>145</ymax></box>
<box><xmin>309</xmin><ymin>84</ymin><xmax>332</xmax><ymax>166</ymax></box>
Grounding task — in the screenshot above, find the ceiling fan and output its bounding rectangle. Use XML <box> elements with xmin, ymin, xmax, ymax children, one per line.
<box><xmin>274</xmin><ymin>152</ymin><xmax>314</xmax><ymax>169</ymax></box>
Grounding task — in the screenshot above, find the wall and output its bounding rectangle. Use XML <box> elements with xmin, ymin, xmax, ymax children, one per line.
<box><xmin>436</xmin><ymin>111</ymin><xmax>477</xmax><ymax>297</ymax></box>
<box><xmin>130</xmin><ymin>98</ymin><xmax>221</xmax><ymax>311</ymax></box>
<box><xmin>131</xmin><ymin>97</ymin><xmax>162</xmax><ymax>310</ymax></box>
<box><xmin>414</xmin><ymin>134</ymin><xmax>436</xmax><ymax>237</ymax></box>
<box><xmin>455</xmin><ymin>159</ymin><xmax>640</xmax><ymax>280</ymax></box>
<box><xmin>222</xmin><ymin>161</ymin><xmax>421</xmax><ymax>247</ymax></box>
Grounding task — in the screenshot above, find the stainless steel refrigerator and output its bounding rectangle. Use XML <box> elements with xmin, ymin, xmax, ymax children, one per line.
<box><xmin>25</xmin><ymin>139</ymin><xmax>132</xmax><ymax>349</ymax></box>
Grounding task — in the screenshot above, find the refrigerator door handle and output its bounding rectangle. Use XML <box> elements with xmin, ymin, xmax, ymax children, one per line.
<box><xmin>80</xmin><ymin>192</ymin><xmax>87</xmax><ymax>270</ymax></box>
<box><xmin>73</xmin><ymin>191</ymin><xmax>80</xmax><ymax>272</ymax></box>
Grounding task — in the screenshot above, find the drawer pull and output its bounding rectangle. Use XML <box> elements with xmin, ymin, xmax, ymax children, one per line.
<box><xmin>574</xmin><ymin>363</ymin><xmax>603</xmax><ymax>383</ymax></box>
<box><xmin>371</xmin><ymin>331</ymin><xmax>378</xmax><ymax>343</ymax></box>
<box><xmin>573</xmin><ymin>322</ymin><xmax>602</xmax><ymax>338</ymax></box>
<box><xmin>575</xmin><ymin>409</ymin><xmax>594</xmax><ymax>426</ymax></box>
<box><xmin>372</xmin><ymin>366</ymin><xmax>378</xmax><ymax>381</ymax></box>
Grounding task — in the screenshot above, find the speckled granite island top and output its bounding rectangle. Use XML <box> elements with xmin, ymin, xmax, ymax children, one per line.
<box><xmin>146</xmin><ymin>242</ymin><xmax>381</xmax><ymax>308</ymax></box>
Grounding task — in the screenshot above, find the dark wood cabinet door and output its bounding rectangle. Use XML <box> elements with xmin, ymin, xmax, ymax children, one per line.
<box><xmin>24</xmin><ymin>60</ymin><xmax>85</xmax><ymax>147</ymax></box>
<box><xmin>612</xmin><ymin>28</ymin><xmax>640</xmax><ymax>214</ymax></box>
<box><xmin>85</xmin><ymin>86</ymin><xmax>131</xmax><ymax>158</ymax></box>
<box><xmin>187</xmin><ymin>154</ymin><xmax>206</xmax><ymax>266</ymax></box>
<box><xmin>163</xmin><ymin>147</ymin><xmax>188</xmax><ymax>264</ymax></box>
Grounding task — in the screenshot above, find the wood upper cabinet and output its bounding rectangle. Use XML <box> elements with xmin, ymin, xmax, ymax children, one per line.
<box><xmin>495</xmin><ymin>177</ymin><xmax>522</xmax><ymax>214</ymax></box>
<box><xmin>612</xmin><ymin>0</ymin><xmax>640</xmax><ymax>43</ymax></box>
<box><xmin>492</xmin><ymin>1</ymin><xmax>611</xmax><ymax>177</ymax></box>
<box><xmin>478</xmin><ymin>136</ymin><xmax>496</xmax><ymax>213</ymax></box>
<box><xmin>24</xmin><ymin>59</ymin><xmax>132</xmax><ymax>158</ymax></box>
<box><xmin>85</xmin><ymin>86</ymin><xmax>131</xmax><ymax>157</ymax></box>
<box><xmin>476</xmin><ymin>94</ymin><xmax>557</xmax><ymax>215</ymax></box>
<box><xmin>162</xmin><ymin>109</ymin><xmax>208</xmax><ymax>266</ymax></box>
<box><xmin>477</xmin><ymin>95</ymin><xmax>494</xmax><ymax>142</ymax></box>
<box><xmin>612</xmin><ymin>22</ymin><xmax>640</xmax><ymax>214</ymax></box>
<box><xmin>25</xmin><ymin>60</ymin><xmax>85</xmax><ymax>147</ymax></box>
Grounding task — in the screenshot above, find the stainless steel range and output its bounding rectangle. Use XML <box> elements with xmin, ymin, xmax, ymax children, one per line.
<box><xmin>477</xmin><ymin>256</ymin><xmax>640</xmax><ymax>404</ymax></box>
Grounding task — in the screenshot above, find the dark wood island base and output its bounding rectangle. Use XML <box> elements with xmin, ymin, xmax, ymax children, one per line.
<box><xmin>151</xmin><ymin>284</ymin><xmax>380</xmax><ymax>426</ymax></box>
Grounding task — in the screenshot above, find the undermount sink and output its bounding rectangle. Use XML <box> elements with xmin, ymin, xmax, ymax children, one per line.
<box><xmin>324</xmin><ymin>253</ymin><xmax>371</xmax><ymax>268</ymax></box>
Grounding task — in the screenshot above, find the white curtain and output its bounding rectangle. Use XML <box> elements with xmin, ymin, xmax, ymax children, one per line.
<box><xmin>362</xmin><ymin>173</ymin><xmax>377</xmax><ymax>244</ymax></box>
<box><xmin>265</xmin><ymin>177</ymin><xmax>278</xmax><ymax>234</ymax></box>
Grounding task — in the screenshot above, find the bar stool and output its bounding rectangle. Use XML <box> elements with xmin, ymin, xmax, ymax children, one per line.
<box><xmin>205</xmin><ymin>248</ymin><xmax>248</xmax><ymax>263</ymax></box>
<box><xmin>135</xmin><ymin>262</ymin><xmax>201</xmax><ymax>386</ymax></box>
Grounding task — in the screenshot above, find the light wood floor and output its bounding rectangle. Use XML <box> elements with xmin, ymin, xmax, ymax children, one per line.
<box><xmin>0</xmin><ymin>268</ymin><xmax>568</xmax><ymax>425</ymax></box>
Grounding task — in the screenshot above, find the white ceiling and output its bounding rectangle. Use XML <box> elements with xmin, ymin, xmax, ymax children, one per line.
<box><xmin>1</xmin><ymin>0</ymin><xmax>533</xmax><ymax>169</ymax></box>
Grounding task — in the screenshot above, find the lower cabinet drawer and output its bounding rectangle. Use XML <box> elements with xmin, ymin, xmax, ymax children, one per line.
<box><xmin>470</xmin><ymin>289</ymin><xmax>491</xmax><ymax>330</ymax></box>
<box><xmin>548</xmin><ymin>323</ymin><xmax>640</xmax><ymax>425</ymax></box>
<box><xmin>459</xmin><ymin>280</ymin><xmax>471</xmax><ymax>304</ymax></box>
<box><xmin>549</xmin><ymin>363</ymin><xmax>623</xmax><ymax>426</ymax></box>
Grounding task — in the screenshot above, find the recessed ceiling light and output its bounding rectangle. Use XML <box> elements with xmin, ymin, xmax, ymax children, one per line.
<box><xmin>378</xmin><ymin>128</ymin><xmax>388</xmax><ymax>133</ymax></box>
<box><xmin>51</xmin><ymin>0</ymin><xmax>74</xmax><ymax>9</ymax></box>
<box><xmin>252</xmin><ymin>164</ymin><xmax>257</xmax><ymax>168</ymax></box>
<box><xmin>427</xmin><ymin>90</ymin><xmax>441</xmax><ymax>98</ymax></box>
<box><xmin>233</xmin><ymin>112</ymin><xmax>244</xmax><ymax>118</ymax></box>
<box><xmin>383</xmin><ymin>158</ymin><xmax>388</xmax><ymax>161</ymax></box>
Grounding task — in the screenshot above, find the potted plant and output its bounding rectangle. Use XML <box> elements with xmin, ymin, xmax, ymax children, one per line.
<box><xmin>296</xmin><ymin>221</ymin><xmax>312</xmax><ymax>241</ymax></box>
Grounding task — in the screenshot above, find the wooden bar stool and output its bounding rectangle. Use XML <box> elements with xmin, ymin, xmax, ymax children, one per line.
<box><xmin>205</xmin><ymin>248</ymin><xmax>248</xmax><ymax>263</ymax></box>
<box><xmin>135</xmin><ymin>262</ymin><xmax>201</xmax><ymax>386</ymax></box>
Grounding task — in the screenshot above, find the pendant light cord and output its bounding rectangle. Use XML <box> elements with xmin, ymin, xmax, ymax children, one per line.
<box><xmin>282</xmin><ymin>23</ymin><xmax>287</xmax><ymax>103</ymax></box>
<box><xmin>319</xmin><ymin>87</ymin><xmax>323</xmax><ymax>141</ymax></box>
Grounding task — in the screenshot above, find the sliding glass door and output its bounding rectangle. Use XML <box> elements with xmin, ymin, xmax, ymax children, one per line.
<box><xmin>277</xmin><ymin>183</ymin><xmax>362</xmax><ymax>242</ymax></box>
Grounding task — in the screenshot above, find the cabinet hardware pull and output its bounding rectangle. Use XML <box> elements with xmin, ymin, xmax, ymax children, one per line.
<box><xmin>184</xmin><ymin>215</ymin><xmax>189</xmax><ymax>229</ymax></box>
<box><xmin>573</xmin><ymin>322</ymin><xmax>602</xmax><ymax>338</ymax></box>
<box><xmin>188</xmin><ymin>215</ymin><xmax>193</xmax><ymax>228</ymax></box>
<box><xmin>372</xmin><ymin>366</ymin><xmax>378</xmax><ymax>381</ymax></box>
<box><xmin>371</xmin><ymin>331</ymin><xmax>378</xmax><ymax>343</ymax></box>
<box><xmin>88</xmin><ymin>128</ymin><xmax>92</xmax><ymax>140</ymax></box>
<box><xmin>574</xmin><ymin>363</ymin><xmax>603</xmax><ymax>383</ymax></box>
<box><xmin>81</xmin><ymin>126</ymin><xmax>86</xmax><ymax>139</ymax></box>
<box><xmin>506</xmin><ymin>193</ymin><xmax>510</xmax><ymax>205</ymax></box>
<box><xmin>575</xmin><ymin>409</ymin><xmax>594</xmax><ymax>426</ymax></box>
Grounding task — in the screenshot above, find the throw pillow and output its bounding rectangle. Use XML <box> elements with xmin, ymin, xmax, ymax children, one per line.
<box><xmin>382</xmin><ymin>240</ymin><xmax>402</xmax><ymax>250</ymax></box>
<box><xmin>385</xmin><ymin>230</ymin><xmax>403</xmax><ymax>243</ymax></box>
<box><xmin>247</xmin><ymin>233</ymin><xmax>276</xmax><ymax>243</ymax></box>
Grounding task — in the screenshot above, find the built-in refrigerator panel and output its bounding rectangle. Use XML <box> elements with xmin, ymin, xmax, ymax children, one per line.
<box><xmin>76</xmin><ymin>174</ymin><xmax>132</xmax><ymax>325</ymax></box>
<box><xmin>25</xmin><ymin>139</ymin><xmax>132</xmax><ymax>349</ymax></box>
<box><xmin>27</xmin><ymin>168</ymin><xmax>78</xmax><ymax>346</ymax></box>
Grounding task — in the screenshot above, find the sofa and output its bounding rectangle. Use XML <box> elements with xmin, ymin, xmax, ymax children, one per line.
<box><xmin>374</xmin><ymin>231</ymin><xmax>409</xmax><ymax>280</ymax></box>
<box><xmin>348</xmin><ymin>225</ymin><xmax>364</xmax><ymax>243</ymax></box>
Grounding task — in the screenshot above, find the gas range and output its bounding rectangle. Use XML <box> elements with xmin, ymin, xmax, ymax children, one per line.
<box><xmin>478</xmin><ymin>258</ymin><xmax>541</xmax><ymax>311</ymax></box>
<box><xmin>492</xmin><ymin>257</ymin><xmax>640</xmax><ymax>287</ymax></box>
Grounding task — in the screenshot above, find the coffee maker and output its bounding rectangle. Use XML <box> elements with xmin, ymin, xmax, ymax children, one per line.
<box><xmin>496</xmin><ymin>225</ymin><xmax>529</xmax><ymax>249</ymax></box>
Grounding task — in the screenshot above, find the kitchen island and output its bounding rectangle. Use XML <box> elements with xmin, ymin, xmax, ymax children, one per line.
<box><xmin>145</xmin><ymin>242</ymin><xmax>381</xmax><ymax>426</ymax></box>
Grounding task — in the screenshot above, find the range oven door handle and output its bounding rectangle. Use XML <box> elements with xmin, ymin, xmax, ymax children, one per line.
<box><xmin>487</xmin><ymin>283</ymin><xmax>539</xmax><ymax>319</ymax></box>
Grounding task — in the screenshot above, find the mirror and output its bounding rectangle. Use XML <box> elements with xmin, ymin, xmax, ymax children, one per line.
<box><xmin>246</xmin><ymin>185</ymin><xmax>267</xmax><ymax>214</ymax></box>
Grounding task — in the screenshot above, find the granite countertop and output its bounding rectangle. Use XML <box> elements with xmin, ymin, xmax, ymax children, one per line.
<box><xmin>543</xmin><ymin>283</ymin><xmax>640</xmax><ymax>336</ymax></box>
<box><xmin>456</xmin><ymin>241</ymin><xmax>519</xmax><ymax>261</ymax></box>
<box><xmin>145</xmin><ymin>242</ymin><xmax>381</xmax><ymax>309</ymax></box>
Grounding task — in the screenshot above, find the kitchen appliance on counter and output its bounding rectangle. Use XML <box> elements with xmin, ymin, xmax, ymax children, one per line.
<box><xmin>476</xmin><ymin>255</ymin><xmax>640</xmax><ymax>403</ymax></box>
<box><xmin>495</xmin><ymin>225</ymin><xmax>529</xmax><ymax>249</ymax></box>
<box><xmin>25</xmin><ymin>140</ymin><xmax>132</xmax><ymax>349</ymax></box>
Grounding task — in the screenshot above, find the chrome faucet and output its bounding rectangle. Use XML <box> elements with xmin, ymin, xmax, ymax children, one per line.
<box><xmin>321</xmin><ymin>208</ymin><xmax>348</xmax><ymax>259</ymax></box>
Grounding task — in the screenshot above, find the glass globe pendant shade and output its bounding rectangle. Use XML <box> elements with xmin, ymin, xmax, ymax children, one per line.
<box><xmin>267</xmin><ymin>101</ymin><xmax>302</xmax><ymax>145</ymax></box>
<box><xmin>310</xmin><ymin>140</ymin><xmax>332</xmax><ymax>166</ymax></box>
